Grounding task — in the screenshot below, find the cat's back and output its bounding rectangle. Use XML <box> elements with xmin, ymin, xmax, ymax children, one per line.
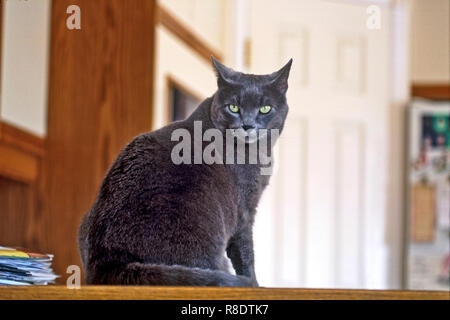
<box><xmin>79</xmin><ymin>118</ymin><xmax>237</xmax><ymax>260</ymax></box>
<box><xmin>78</xmin><ymin>119</ymin><xmax>237</xmax><ymax>269</ymax></box>
<box><xmin>93</xmin><ymin>120</ymin><xmax>200</xmax><ymax>212</ymax></box>
<box><xmin>78</xmin><ymin>127</ymin><xmax>173</xmax><ymax>265</ymax></box>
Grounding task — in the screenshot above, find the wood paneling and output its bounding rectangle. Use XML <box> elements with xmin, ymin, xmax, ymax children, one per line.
<box><xmin>156</xmin><ymin>5</ymin><xmax>223</xmax><ymax>62</ymax></box>
<box><xmin>45</xmin><ymin>0</ymin><xmax>155</xmax><ymax>282</ymax></box>
<box><xmin>0</xmin><ymin>286</ymin><xmax>448</xmax><ymax>300</ymax></box>
<box><xmin>0</xmin><ymin>1</ymin><xmax>2</xmax><ymax>139</ymax></box>
<box><xmin>0</xmin><ymin>122</ymin><xmax>46</xmax><ymax>157</ymax></box>
<box><xmin>0</xmin><ymin>122</ymin><xmax>46</xmax><ymax>254</ymax></box>
<box><xmin>411</xmin><ymin>84</ymin><xmax>450</xmax><ymax>100</ymax></box>
<box><xmin>0</xmin><ymin>177</ymin><xmax>34</xmax><ymax>248</ymax></box>
<box><xmin>0</xmin><ymin>122</ymin><xmax>45</xmax><ymax>184</ymax></box>
<box><xmin>0</xmin><ymin>143</ymin><xmax>39</xmax><ymax>183</ymax></box>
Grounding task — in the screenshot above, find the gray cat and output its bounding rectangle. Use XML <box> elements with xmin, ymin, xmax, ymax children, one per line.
<box><xmin>78</xmin><ymin>57</ymin><xmax>292</xmax><ymax>286</ymax></box>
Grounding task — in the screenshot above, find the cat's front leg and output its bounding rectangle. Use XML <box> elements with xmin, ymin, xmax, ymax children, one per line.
<box><xmin>226</xmin><ymin>226</ymin><xmax>258</xmax><ymax>287</ymax></box>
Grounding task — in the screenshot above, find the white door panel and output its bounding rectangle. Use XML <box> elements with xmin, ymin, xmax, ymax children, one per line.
<box><xmin>251</xmin><ymin>0</ymin><xmax>392</xmax><ymax>288</ymax></box>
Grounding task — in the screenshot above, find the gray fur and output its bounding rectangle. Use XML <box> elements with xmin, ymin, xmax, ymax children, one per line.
<box><xmin>78</xmin><ymin>58</ymin><xmax>292</xmax><ymax>286</ymax></box>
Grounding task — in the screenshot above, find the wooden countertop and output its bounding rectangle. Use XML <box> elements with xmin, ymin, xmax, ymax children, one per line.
<box><xmin>0</xmin><ymin>286</ymin><xmax>448</xmax><ymax>300</ymax></box>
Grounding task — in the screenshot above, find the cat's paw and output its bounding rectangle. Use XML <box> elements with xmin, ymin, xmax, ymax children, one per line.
<box><xmin>250</xmin><ymin>279</ymin><xmax>259</xmax><ymax>287</ymax></box>
<box><xmin>216</xmin><ymin>273</ymin><xmax>253</xmax><ymax>287</ymax></box>
<box><xmin>234</xmin><ymin>275</ymin><xmax>255</xmax><ymax>287</ymax></box>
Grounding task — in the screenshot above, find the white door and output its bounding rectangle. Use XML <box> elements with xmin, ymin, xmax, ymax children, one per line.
<box><xmin>250</xmin><ymin>0</ymin><xmax>395</xmax><ymax>289</ymax></box>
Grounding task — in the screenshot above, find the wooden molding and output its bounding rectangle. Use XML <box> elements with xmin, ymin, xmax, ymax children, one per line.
<box><xmin>411</xmin><ymin>84</ymin><xmax>450</xmax><ymax>100</ymax></box>
<box><xmin>167</xmin><ymin>76</ymin><xmax>203</xmax><ymax>103</ymax></box>
<box><xmin>0</xmin><ymin>142</ymin><xmax>39</xmax><ymax>183</ymax></box>
<box><xmin>45</xmin><ymin>0</ymin><xmax>156</xmax><ymax>280</ymax></box>
<box><xmin>165</xmin><ymin>75</ymin><xmax>203</xmax><ymax>124</ymax></box>
<box><xmin>0</xmin><ymin>286</ymin><xmax>448</xmax><ymax>300</ymax></box>
<box><xmin>0</xmin><ymin>0</ymin><xmax>3</xmax><ymax>122</ymax></box>
<box><xmin>156</xmin><ymin>5</ymin><xmax>223</xmax><ymax>63</ymax></box>
<box><xmin>0</xmin><ymin>121</ymin><xmax>46</xmax><ymax>183</ymax></box>
<box><xmin>0</xmin><ymin>122</ymin><xmax>46</xmax><ymax>157</ymax></box>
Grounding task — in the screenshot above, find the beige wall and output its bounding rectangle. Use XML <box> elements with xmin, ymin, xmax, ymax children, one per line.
<box><xmin>153</xmin><ymin>26</ymin><xmax>218</xmax><ymax>129</ymax></box>
<box><xmin>410</xmin><ymin>0</ymin><xmax>450</xmax><ymax>83</ymax></box>
<box><xmin>1</xmin><ymin>0</ymin><xmax>233</xmax><ymax>136</ymax></box>
<box><xmin>154</xmin><ymin>0</ymin><xmax>237</xmax><ymax>129</ymax></box>
<box><xmin>1</xmin><ymin>0</ymin><xmax>448</xmax><ymax>136</ymax></box>
<box><xmin>0</xmin><ymin>0</ymin><xmax>51</xmax><ymax>136</ymax></box>
<box><xmin>159</xmin><ymin>0</ymin><xmax>228</xmax><ymax>55</ymax></box>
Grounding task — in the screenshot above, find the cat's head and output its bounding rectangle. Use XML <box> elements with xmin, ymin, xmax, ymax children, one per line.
<box><xmin>210</xmin><ymin>57</ymin><xmax>292</xmax><ymax>143</ymax></box>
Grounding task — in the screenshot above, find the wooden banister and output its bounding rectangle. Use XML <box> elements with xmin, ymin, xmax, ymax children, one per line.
<box><xmin>411</xmin><ymin>84</ymin><xmax>450</xmax><ymax>100</ymax></box>
<box><xmin>0</xmin><ymin>286</ymin><xmax>448</xmax><ymax>300</ymax></box>
<box><xmin>0</xmin><ymin>121</ymin><xmax>45</xmax><ymax>183</ymax></box>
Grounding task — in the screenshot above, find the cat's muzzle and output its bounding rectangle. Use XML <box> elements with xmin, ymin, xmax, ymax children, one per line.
<box><xmin>230</xmin><ymin>128</ymin><xmax>260</xmax><ymax>144</ymax></box>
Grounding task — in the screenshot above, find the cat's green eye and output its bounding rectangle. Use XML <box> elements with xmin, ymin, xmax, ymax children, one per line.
<box><xmin>228</xmin><ymin>104</ymin><xmax>240</xmax><ymax>113</ymax></box>
<box><xmin>259</xmin><ymin>105</ymin><xmax>272</xmax><ymax>114</ymax></box>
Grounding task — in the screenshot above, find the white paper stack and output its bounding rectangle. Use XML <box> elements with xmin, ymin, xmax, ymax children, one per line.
<box><xmin>0</xmin><ymin>246</ymin><xmax>59</xmax><ymax>285</ymax></box>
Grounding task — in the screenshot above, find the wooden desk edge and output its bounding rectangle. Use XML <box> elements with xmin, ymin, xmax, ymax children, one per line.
<box><xmin>0</xmin><ymin>286</ymin><xmax>448</xmax><ymax>300</ymax></box>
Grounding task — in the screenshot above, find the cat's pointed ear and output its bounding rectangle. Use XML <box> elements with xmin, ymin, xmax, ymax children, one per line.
<box><xmin>211</xmin><ymin>56</ymin><xmax>236</xmax><ymax>87</ymax></box>
<box><xmin>269</xmin><ymin>58</ymin><xmax>293</xmax><ymax>94</ymax></box>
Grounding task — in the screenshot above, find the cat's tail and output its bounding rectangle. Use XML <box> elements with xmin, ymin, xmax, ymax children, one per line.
<box><xmin>89</xmin><ymin>262</ymin><xmax>254</xmax><ymax>287</ymax></box>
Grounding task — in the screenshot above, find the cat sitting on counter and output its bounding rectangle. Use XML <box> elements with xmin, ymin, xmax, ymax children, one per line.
<box><xmin>78</xmin><ymin>57</ymin><xmax>292</xmax><ymax>286</ymax></box>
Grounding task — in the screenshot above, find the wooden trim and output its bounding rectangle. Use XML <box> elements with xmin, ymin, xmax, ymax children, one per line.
<box><xmin>166</xmin><ymin>75</ymin><xmax>203</xmax><ymax>123</ymax></box>
<box><xmin>167</xmin><ymin>76</ymin><xmax>203</xmax><ymax>103</ymax></box>
<box><xmin>0</xmin><ymin>142</ymin><xmax>39</xmax><ymax>183</ymax></box>
<box><xmin>156</xmin><ymin>5</ymin><xmax>223</xmax><ymax>63</ymax></box>
<box><xmin>0</xmin><ymin>122</ymin><xmax>46</xmax><ymax>157</ymax></box>
<box><xmin>0</xmin><ymin>1</ymin><xmax>3</xmax><ymax>139</ymax></box>
<box><xmin>0</xmin><ymin>286</ymin><xmax>448</xmax><ymax>300</ymax></box>
<box><xmin>0</xmin><ymin>121</ymin><xmax>45</xmax><ymax>183</ymax></box>
<box><xmin>0</xmin><ymin>123</ymin><xmax>46</xmax><ymax>257</ymax></box>
<box><xmin>45</xmin><ymin>0</ymin><xmax>156</xmax><ymax>280</ymax></box>
<box><xmin>411</xmin><ymin>84</ymin><xmax>450</xmax><ymax>100</ymax></box>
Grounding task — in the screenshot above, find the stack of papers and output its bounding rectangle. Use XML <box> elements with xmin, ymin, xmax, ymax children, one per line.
<box><xmin>0</xmin><ymin>246</ymin><xmax>59</xmax><ymax>285</ymax></box>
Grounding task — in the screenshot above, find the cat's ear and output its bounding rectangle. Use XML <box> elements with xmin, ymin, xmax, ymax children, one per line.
<box><xmin>211</xmin><ymin>56</ymin><xmax>236</xmax><ymax>87</ymax></box>
<box><xmin>268</xmin><ymin>58</ymin><xmax>293</xmax><ymax>94</ymax></box>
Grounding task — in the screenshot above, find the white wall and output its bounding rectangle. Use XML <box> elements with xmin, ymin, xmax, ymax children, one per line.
<box><xmin>154</xmin><ymin>0</ymin><xmax>236</xmax><ymax>129</ymax></box>
<box><xmin>153</xmin><ymin>26</ymin><xmax>218</xmax><ymax>129</ymax></box>
<box><xmin>159</xmin><ymin>0</ymin><xmax>227</xmax><ymax>55</ymax></box>
<box><xmin>1</xmin><ymin>0</ymin><xmax>51</xmax><ymax>137</ymax></box>
<box><xmin>1</xmin><ymin>0</ymin><xmax>233</xmax><ymax>136</ymax></box>
<box><xmin>410</xmin><ymin>0</ymin><xmax>450</xmax><ymax>83</ymax></box>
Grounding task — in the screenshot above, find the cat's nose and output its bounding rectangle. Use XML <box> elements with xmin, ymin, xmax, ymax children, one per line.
<box><xmin>242</xmin><ymin>125</ymin><xmax>255</xmax><ymax>131</ymax></box>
